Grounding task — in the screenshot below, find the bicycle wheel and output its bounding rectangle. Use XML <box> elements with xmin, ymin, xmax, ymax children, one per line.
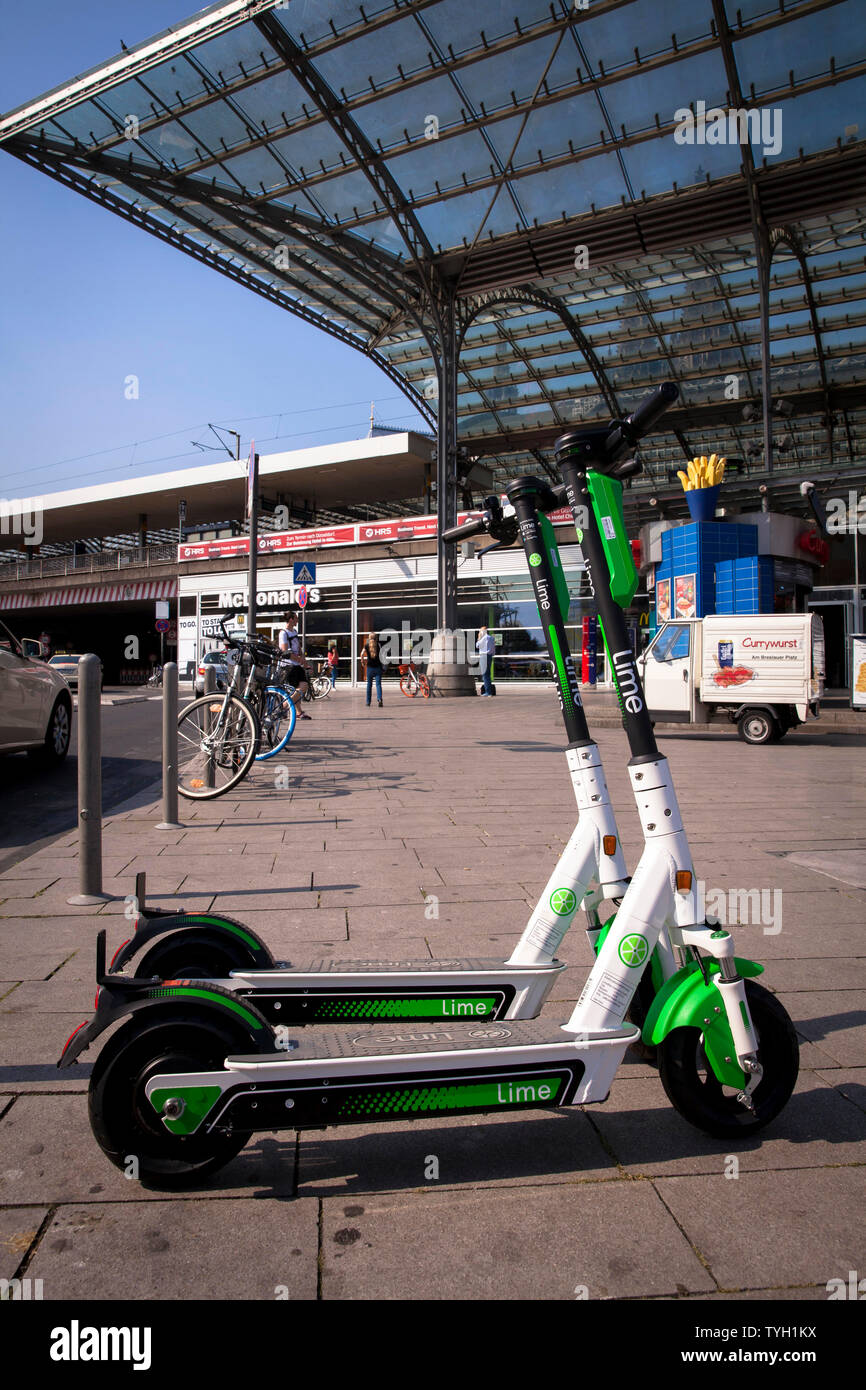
<box><xmin>311</xmin><ymin>675</ymin><xmax>332</xmax><ymax>700</ymax></box>
<box><xmin>418</xmin><ymin>674</ymin><xmax>430</xmax><ymax>698</ymax></box>
<box><xmin>177</xmin><ymin>694</ymin><xmax>260</xmax><ymax>799</ymax></box>
<box><xmin>255</xmin><ymin>684</ymin><xmax>297</xmax><ymax>760</ymax></box>
<box><xmin>399</xmin><ymin>674</ymin><xmax>417</xmax><ymax>698</ymax></box>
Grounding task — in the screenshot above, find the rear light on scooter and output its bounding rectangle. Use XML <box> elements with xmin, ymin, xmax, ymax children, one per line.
<box><xmin>61</xmin><ymin>1021</ymin><xmax>88</xmax><ymax>1057</ymax></box>
<box><xmin>676</xmin><ymin>871</ymin><xmax>693</xmax><ymax>892</ymax></box>
<box><xmin>603</xmin><ymin>835</ymin><xmax>617</xmax><ymax>856</ymax></box>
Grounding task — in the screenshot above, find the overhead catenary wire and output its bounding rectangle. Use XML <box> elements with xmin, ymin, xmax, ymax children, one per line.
<box><xmin>0</xmin><ymin>396</ymin><xmax>426</xmax><ymax>496</ymax></box>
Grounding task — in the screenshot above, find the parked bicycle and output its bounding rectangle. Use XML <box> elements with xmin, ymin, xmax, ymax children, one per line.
<box><xmin>146</xmin><ymin>665</ymin><xmax>163</xmax><ymax>688</ymax></box>
<box><xmin>301</xmin><ymin>658</ymin><xmax>333</xmax><ymax>701</ymax></box>
<box><xmin>399</xmin><ymin>660</ymin><xmax>430</xmax><ymax>698</ymax></box>
<box><xmin>176</xmin><ymin>619</ymin><xmax>296</xmax><ymax>800</ymax></box>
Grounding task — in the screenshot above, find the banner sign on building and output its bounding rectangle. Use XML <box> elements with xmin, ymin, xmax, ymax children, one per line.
<box><xmin>178</xmin><ymin>507</ymin><xmax>580</xmax><ymax>562</ymax></box>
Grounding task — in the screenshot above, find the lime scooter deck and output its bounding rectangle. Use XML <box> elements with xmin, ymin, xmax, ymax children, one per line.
<box><xmin>107</xmin><ymin>877</ymin><xmax>566</xmax><ymax>1024</ymax></box>
<box><xmin>146</xmin><ymin>1019</ymin><xmax>640</xmax><ymax>1137</ymax></box>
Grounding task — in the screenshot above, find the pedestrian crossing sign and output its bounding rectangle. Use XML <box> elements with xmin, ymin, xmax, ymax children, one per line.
<box><xmin>293</xmin><ymin>562</ymin><xmax>316</xmax><ymax>585</ymax></box>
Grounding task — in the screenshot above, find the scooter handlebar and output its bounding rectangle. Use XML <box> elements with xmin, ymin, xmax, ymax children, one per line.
<box><xmin>602</xmin><ymin>382</ymin><xmax>680</xmax><ymax>477</ymax></box>
<box><xmin>442</xmin><ymin>517</ymin><xmax>487</xmax><ymax>544</ymax></box>
<box><xmin>623</xmin><ymin>381</ymin><xmax>679</xmax><ymax>441</ymax></box>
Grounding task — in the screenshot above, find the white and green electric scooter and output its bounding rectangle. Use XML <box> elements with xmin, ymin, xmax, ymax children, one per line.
<box><xmin>60</xmin><ymin>384</ymin><xmax>799</xmax><ymax>1187</ymax></box>
<box><xmin>91</xmin><ymin>489</ymin><xmax>633</xmax><ymax>1028</ymax></box>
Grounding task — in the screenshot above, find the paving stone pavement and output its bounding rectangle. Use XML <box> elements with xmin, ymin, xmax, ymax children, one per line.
<box><xmin>0</xmin><ymin>688</ymin><xmax>863</xmax><ymax>1301</ymax></box>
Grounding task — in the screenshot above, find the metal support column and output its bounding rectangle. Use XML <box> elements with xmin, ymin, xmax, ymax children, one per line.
<box><xmin>157</xmin><ymin>662</ymin><xmax>183</xmax><ymax>829</ymax></box>
<box><xmin>67</xmin><ymin>654</ymin><xmax>112</xmax><ymax>905</ymax></box>
<box><xmin>756</xmin><ymin>226</ymin><xmax>775</xmax><ymax>475</ymax></box>
<box><xmin>436</xmin><ymin>293</ymin><xmax>459</xmax><ymax>633</ymax></box>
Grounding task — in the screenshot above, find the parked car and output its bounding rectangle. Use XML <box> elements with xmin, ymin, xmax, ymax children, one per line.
<box><xmin>48</xmin><ymin>653</ymin><xmax>103</xmax><ymax>692</ymax></box>
<box><xmin>0</xmin><ymin>618</ymin><xmax>73</xmax><ymax>764</ymax></box>
<box><xmin>195</xmin><ymin>649</ymin><xmax>229</xmax><ymax>695</ymax></box>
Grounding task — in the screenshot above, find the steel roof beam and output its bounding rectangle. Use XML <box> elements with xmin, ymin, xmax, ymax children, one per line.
<box><xmin>459</xmin><ymin>381</ymin><xmax>865</xmax><ymax>456</ymax></box>
<box><xmin>385</xmin><ymin>265</ymin><xmax>866</xmax><ymax>367</ymax></box>
<box><xmin>253</xmin><ymin>9</ymin><xmax>441</xmax><ymax>317</ymax></box>
<box><xmin>78</xmin><ymin>3</ymin><xmax>628</xmax><ymax>163</ymax></box>
<box><xmin>0</xmin><ymin>0</ymin><xmax>283</xmax><ymax>141</ymax></box>
<box><xmin>9</xmin><ymin>143</ymin><xmax>436</xmax><ymax>428</ymax></box>
<box><xmin>113</xmin><ymin>166</ymin><xmax>383</xmax><ymax>338</ymax></box>
<box><xmin>769</xmin><ymin>225</ymin><xmax>836</xmax><ymax>464</ymax></box>
<box><xmin>441</xmin><ymin>146</ymin><xmax>866</xmax><ymax>292</ymax></box>
<box><xmin>75</xmin><ymin>0</ymin><xmax>844</xmax><ymax>210</ymax></box>
<box><xmin>458</xmin><ymin>286</ymin><xmax>621</xmax><ymax>419</ymax></box>
<box><xmin>710</xmin><ymin>0</ymin><xmax>774</xmax><ymax>472</ymax></box>
<box><xmin>13</xmin><ymin>128</ymin><xmax>415</xmax><ymax>285</ymax></box>
<box><xmin>337</xmin><ymin>64</ymin><xmax>866</xmax><ymax>237</ymax></box>
<box><xmin>9</xmin><ymin>131</ymin><xmax>432</xmax><ymax>338</ymax></box>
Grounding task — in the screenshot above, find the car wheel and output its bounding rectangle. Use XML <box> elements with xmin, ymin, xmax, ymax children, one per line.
<box><xmin>28</xmin><ymin>696</ymin><xmax>72</xmax><ymax>766</ymax></box>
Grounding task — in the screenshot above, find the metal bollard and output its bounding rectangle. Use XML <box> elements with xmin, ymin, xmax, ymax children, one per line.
<box><xmin>204</xmin><ymin>664</ymin><xmax>217</xmax><ymax>788</ymax></box>
<box><xmin>67</xmin><ymin>654</ymin><xmax>112</xmax><ymax>905</ymax></box>
<box><xmin>157</xmin><ymin>662</ymin><xmax>183</xmax><ymax>829</ymax></box>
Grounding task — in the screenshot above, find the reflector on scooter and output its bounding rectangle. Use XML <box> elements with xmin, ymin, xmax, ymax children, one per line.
<box><xmin>603</xmin><ymin>835</ymin><xmax>617</xmax><ymax>855</ymax></box>
<box><xmin>676</xmin><ymin>871</ymin><xmax>693</xmax><ymax>891</ymax></box>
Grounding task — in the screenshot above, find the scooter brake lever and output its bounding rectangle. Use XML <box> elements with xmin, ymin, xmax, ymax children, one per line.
<box><xmin>477</xmin><ymin>539</ymin><xmax>515</xmax><ymax>556</ymax></box>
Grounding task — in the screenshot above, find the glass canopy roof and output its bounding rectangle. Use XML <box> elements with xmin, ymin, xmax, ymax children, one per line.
<box><xmin>1</xmin><ymin>0</ymin><xmax>864</xmax><ymax>523</ymax></box>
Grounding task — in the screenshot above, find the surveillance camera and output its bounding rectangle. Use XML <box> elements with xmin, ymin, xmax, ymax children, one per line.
<box><xmin>758</xmin><ymin>484</ymin><xmax>768</xmax><ymax>494</ymax></box>
<box><xmin>649</xmin><ymin>496</ymin><xmax>658</xmax><ymax>507</ymax></box>
<box><xmin>799</xmin><ymin>480</ymin><xmax>815</xmax><ymax>497</ymax></box>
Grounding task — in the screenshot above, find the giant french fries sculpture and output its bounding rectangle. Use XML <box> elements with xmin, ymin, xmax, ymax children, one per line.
<box><xmin>677</xmin><ymin>453</ymin><xmax>725</xmax><ymax>491</ymax></box>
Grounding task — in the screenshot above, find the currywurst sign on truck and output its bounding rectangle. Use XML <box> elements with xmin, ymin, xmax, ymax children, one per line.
<box><xmin>639</xmin><ymin>614</ymin><xmax>825</xmax><ymax>745</ymax></box>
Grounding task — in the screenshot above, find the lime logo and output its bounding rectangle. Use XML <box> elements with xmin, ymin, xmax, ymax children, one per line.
<box><xmin>529</xmin><ymin>552</ymin><xmax>542</xmax><ymax>567</ymax></box>
<box><xmin>618</xmin><ymin>934</ymin><xmax>649</xmax><ymax>968</ymax></box>
<box><xmin>550</xmin><ymin>887</ymin><xmax>577</xmax><ymax>916</ymax></box>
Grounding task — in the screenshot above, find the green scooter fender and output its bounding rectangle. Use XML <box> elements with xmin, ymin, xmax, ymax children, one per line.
<box><xmin>642</xmin><ymin>958</ymin><xmax>764</xmax><ymax>1089</ymax></box>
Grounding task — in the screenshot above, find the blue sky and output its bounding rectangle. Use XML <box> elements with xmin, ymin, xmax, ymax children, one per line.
<box><xmin>0</xmin><ymin>2</ymin><xmax>428</xmax><ymax>503</ymax></box>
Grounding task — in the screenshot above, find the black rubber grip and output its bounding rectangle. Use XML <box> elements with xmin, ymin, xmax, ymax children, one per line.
<box><xmin>442</xmin><ymin>517</ymin><xmax>487</xmax><ymax>543</ymax></box>
<box><xmin>625</xmin><ymin>381</ymin><xmax>679</xmax><ymax>439</ymax></box>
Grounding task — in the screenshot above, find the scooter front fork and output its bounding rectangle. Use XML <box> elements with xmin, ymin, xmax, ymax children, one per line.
<box><xmin>508</xmin><ymin>743</ymin><xmax>629</xmax><ymax>968</ymax></box>
<box><xmin>665</xmin><ymin>932</ymin><xmax>763</xmax><ymax>1106</ymax></box>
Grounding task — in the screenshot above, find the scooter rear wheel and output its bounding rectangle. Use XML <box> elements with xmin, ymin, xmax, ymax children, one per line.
<box><xmin>135</xmin><ymin>931</ymin><xmax>257</xmax><ymax>981</ymax></box>
<box><xmin>658</xmin><ymin>980</ymin><xmax>798</xmax><ymax>1137</ymax></box>
<box><xmin>88</xmin><ymin>1010</ymin><xmax>256</xmax><ymax>1187</ymax></box>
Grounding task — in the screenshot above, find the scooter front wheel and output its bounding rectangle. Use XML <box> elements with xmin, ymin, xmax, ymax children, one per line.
<box><xmin>88</xmin><ymin>1010</ymin><xmax>255</xmax><ymax>1187</ymax></box>
<box><xmin>658</xmin><ymin>980</ymin><xmax>798</xmax><ymax>1137</ymax></box>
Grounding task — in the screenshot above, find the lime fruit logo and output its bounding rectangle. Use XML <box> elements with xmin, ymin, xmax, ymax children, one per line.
<box><xmin>550</xmin><ymin>887</ymin><xmax>577</xmax><ymax>916</ymax></box>
<box><xmin>618</xmin><ymin>934</ymin><xmax>649</xmax><ymax>968</ymax></box>
<box><xmin>529</xmin><ymin>552</ymin><xmax>542</xmax><ymax>567</ymax></box>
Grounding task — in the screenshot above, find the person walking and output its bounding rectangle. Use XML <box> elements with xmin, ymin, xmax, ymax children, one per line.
<box><xmin>278</xmin><ymin>610</ymin><xmax>312</xmax><ymax>720</ymax></box>
<box><xmin>326</xmin><ymin>644</ymin><xmax>339</xmax><ymax>688</ymax></box>
<box><xmin>360</xmin><ymin>631</ymin><xmax>384</xmax><ymax>707</ymax></box>
<box><xmin>476</xmin><ymin>624</ymin><xmax>496</xmax><ymax>696</ymax></box>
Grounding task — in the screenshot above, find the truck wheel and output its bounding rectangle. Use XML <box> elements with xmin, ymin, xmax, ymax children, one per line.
<box><xmin>737</xmin><ymin>709</ymin><xmax>778</xmax><ymax>745</ymax></box>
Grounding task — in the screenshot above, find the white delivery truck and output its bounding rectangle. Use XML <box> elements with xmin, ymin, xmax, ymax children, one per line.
<box><xmin>638</xmin><ymin>613</ymin><xmax>825</xmax><ymax>744</ymax></box>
